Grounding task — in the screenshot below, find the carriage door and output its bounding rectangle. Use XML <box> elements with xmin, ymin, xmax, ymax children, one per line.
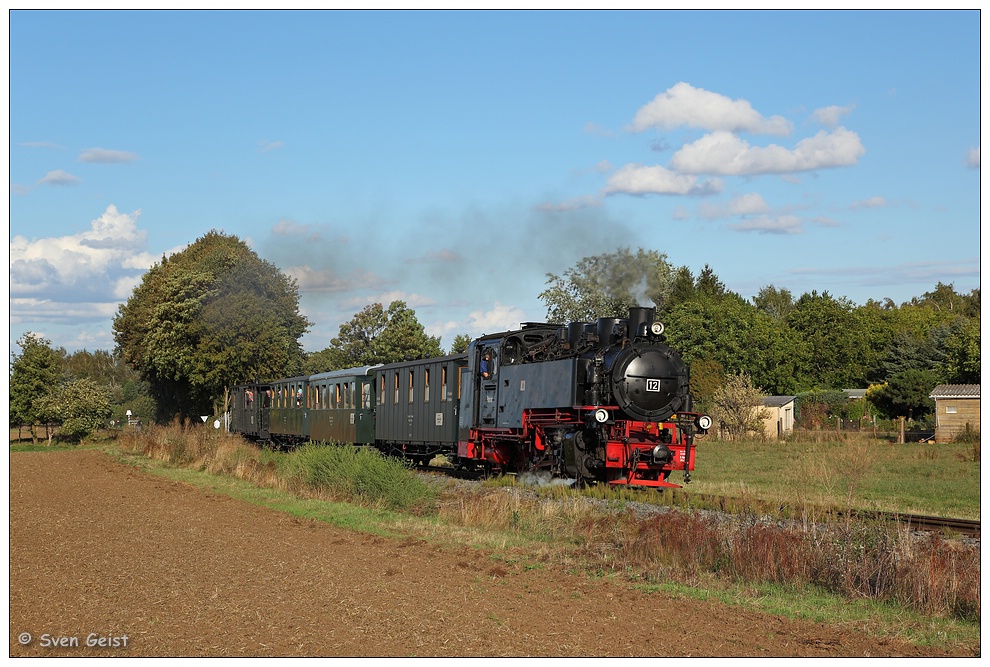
<box><xmin>478</xmin><ymin>346</ymin><xmax>499</xmax><ymax>426</ymax></box>
<box><xmin>260</xmin><ymin>387</ymin><xmax>271</xmax><ymax>438</ymax></box>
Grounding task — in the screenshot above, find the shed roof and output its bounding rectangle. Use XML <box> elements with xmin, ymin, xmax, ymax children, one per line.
<box><xmin>762</xmin><ymin>395</ymin><xmax>796</xmax><ymax>408</ymax></box>
<box><xmin>929</xmin><ymin>384</ymin><xmax>981</xmax><ymax>399</ymax></box>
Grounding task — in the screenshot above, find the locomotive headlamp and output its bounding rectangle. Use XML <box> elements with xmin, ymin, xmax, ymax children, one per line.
<box><xmin>650</xmin><ymin>321</ymin><xmax>665</xmax><ymax>336</ymax></box>
<box><xmin>593</xmin><ymin>408</ymin><xmax>609</xmax><ymax>423</ymax></box>
<box><xmin>696</xmin><ymin>414</ymin><xmax>713</xmax><ymax>431</ymax></box>
<box><xmin>651</xmin><ymin>444</ymin><xmax>673</xmax><ymax>464</ymax></box>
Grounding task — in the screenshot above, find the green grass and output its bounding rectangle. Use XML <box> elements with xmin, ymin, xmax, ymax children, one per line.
<box><xmin>281</xmin><ymin>443</ymin><xmax>438</xmax><ymax>513</ymax></box>
<box><xmin>689</xmin><ymin>437</ymin><xmax>980</xmax><ymax>519</ymax></box>
<box><xmin>110</xmin><ymin>447</ymin><xmax>417</xmax><ymax>538</ymax></box>
<box><xmin>636</xmin><ymin>579</ymin><xmax>980</xmax><ymax>650</ymax></box>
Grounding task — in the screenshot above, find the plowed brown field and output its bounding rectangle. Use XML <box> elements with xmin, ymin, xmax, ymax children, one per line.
<box><xmin>8</xmin><ymin>449</ymin><xmax>973</xmax><ymax>657</ymax></box>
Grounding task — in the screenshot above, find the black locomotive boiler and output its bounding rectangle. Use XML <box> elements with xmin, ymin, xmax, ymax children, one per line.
<box><xmin>229</xmin><ymin>306</ymin><xmax>710</xmax><ymax>488</ymax></box>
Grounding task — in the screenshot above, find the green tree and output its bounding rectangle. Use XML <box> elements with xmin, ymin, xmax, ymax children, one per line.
<box><xmin>113</xmin><ymin>231</ymin><xmax>310</xmax><ymax>420</ymax></box>
<box><xmin>9</xmin><ymin>333</ymin><xmax>66</xmax><ymax>442</ymax></box>
<box><xmin>907</xmin><ymin>281</ymin><xmax>970</xmax><ymax>314</ymax></box>
<box><xmin>663</xmin><ymin>294</ymin><xmax>802</xmax><ymax>395</ymax></box>
<box><xmin>936</xmin><ymin>317</ymin><xmax>980</xmax><ymax>384</ymax></box>
<box><xmin>665</xmin><ymin>266</ymin><xmax>696</xmax><ymax>312</ymax></box>
<box><xmin>448</xmin><ymin>333</ymin><xmax>472</xmax><ymax>355</ymax></box>
<box><xmin>35</xmin><ymin>378</ymin><xmax>113</xmax><ymax>443</ymax></box>
<box><xmin>317</xmin><ymin>301</ymin><xmax>443</xmax><ymax>369</ymax></box>
<box><xmin>865</xmin><ymin>369</ymin><xmax>938</xmax><ymax>419</ymax></box>
<box><xmin>695</xmin><ymin>264</ymin><xmax>728</xmax><ymax>299</ymax></box>
<box><xmin>688</xmin><ymin>358</ymin><xmax>725</xmax><ymax>414</ymax></box>
<box><xmin>786</xmin><ymin>291</ymin><xmax>888</xmax><ymax>389</ymax></box>
<box><xmin>539</xmin><ymin>247</ymin><xmax>676</xmax><ymax>322</ymax></box>
<box><xmin>752</xmin><ymin>284</ymin><xmax>795</xmax><ymax>321</ymax></box>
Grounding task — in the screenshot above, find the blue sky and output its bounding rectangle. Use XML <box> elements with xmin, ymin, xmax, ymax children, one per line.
<box><xmin>9</xmin><ymin>9</ymin><xmax>982</xmax><ymax>356</ymax></box>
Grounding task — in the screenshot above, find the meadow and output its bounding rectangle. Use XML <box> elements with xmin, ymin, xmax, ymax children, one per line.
<box><xmin>686</xmin><ymin>433</ymin><xmax>981</xmax><ymax>520</ymax></box>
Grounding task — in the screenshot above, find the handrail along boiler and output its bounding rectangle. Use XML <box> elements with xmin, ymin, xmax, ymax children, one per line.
<box><xmin>229</xmin><ymin>306</ymin><xmax>709</xmax><ymax>488</ymax></box>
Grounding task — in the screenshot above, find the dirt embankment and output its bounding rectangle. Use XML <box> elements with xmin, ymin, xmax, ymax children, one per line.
<box><xmin>8</xmin><ymin>449</ymin><xmax>973</xmax><ymax>657</ymax></box>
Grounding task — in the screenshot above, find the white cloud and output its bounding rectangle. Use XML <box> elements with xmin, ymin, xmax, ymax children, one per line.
<box><xmin>78</xmin><ymin>147</ymin><xmax>140</xmax><ymax>163</ymax></box>
<box><xmin>37</xmin><ymin>170</ymin><xmax>81</xmax><ymax>186</ymax></box>
<box><xmin>259</xmin><ymin>140</ymin><xmax>285</xmax><ymax>153</ymax></box>
<box><xmin>603</xmin><ymin>164</ymin><xmax>722</xmax><ymax>196</ymax></box>
<box><xmin>20</xmin><ymin>141</ymin><xmax>65</xmax><ymax>149</ymax></box>
<box><xmin>10</xmin><ymin>298</ymin><xmax>120</xmax><ymax>324</ymax></box>
<box><xmin>583</xmin><ymin>122</ymin><xmax>617</xmax><ymax>138</ymax></box>
<box><xmin>728</xmin><ymin>215</ymin><xmax>804</xmax><ymax>234</ymax></box>
<box><xmin>850</xmin><ymin>196</ymin><xmax>887</xmax><ymax>209</ymax></box>
<box><xmin>465</xmin><ymin>302</ymin><xmax>527</xmax><ymax>334</ymax></box>
<box><xmin>272</xmin><ymin>218</ymin><xmax>322</xmax><ymax>239</ymax></box>
<box><xmin>812</xmin><ymin>105</ymin><xmax>854</xmax><ymax>128</ymax></box>
<box><xmin>965</xmin><ymin>146</ymin><xmax>980</xmax><ymax>168</ymax></box>
<box><xmin>10</xmin><ymin>205</ymin><xmax>148</xmax><ymax>299</ymax></box>
<box><xmin>698</xmin><ymin>193</ymin><xmax>769</xmax><ymax>219</ymax></box>
<box><xmin>789</xmin><ymin>257</ymin><xmax>980</xmax><ymax>287</ymax></box>
<box><xmin>365</xmin><ymin>291</ymin><xmax>438</xmax><ymax>308</ymax></box>
<box><xmin>630</xmin><ymin>82</ymin><xmax>792</xmax><ymax>136</ymax></box>
<box><xmin>670</xmin><ymin>128</ymin><xmax>865</xmax><ymax>176</ymax></box>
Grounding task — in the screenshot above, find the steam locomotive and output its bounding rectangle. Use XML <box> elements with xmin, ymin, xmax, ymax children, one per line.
<box><xmin>229</xmin><ymin>306</ymin><xmax>710</xmax><ymax>488</ymax></box>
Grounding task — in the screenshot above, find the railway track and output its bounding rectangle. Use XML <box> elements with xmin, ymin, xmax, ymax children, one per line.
<box><xmin>667</xmin><ymin>490</ymin><xmax>981</xmax><ymax>538</ymax></box>
<box><xmin>895</xmin><ymin>513</ymin><xmax>980</xmax><ymax>537</ymax></box>
<box><xmin>415</xmin><ymin>467</ymin><xmax>980</xmax><ymax>538</ymax></box>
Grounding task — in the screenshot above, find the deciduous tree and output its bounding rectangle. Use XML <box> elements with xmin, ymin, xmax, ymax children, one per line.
<box><xmin>539</xmin><ymin>247</ymin><xmax>676</xmax><ymax>323</ymax></box>
<box><xmin>316</xmin><ymin>301</ymin><xmax>443</xmax><ymax>369</ymax></box>
<box><xmin>113</xmin><ymin>231</ymin><xmax>310</xmax><ymax>420</ymax></box>
<box><xmin>35</xmin><ymin>378</ymin><xmax>113</xmax><ymax>443</ymax></box>
<box><xmin>709</xmin><ymin>372</ymin><xmax>770</xmax><ymax>441</ymax></box>
<box><xmin>9</xmin><ymin>333</ymin><xmax>66</xmax><ymax>442</ymax></box>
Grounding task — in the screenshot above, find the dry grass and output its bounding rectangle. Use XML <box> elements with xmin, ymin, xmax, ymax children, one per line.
<box><xmin>113</xmin><ymin>421</ymin><xmax>980</xmax><ymax>623</ymax></box>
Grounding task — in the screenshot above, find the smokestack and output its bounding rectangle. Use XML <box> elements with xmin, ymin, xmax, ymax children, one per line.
<box><xmin>627</xmin><ymin>306</ymin><xmax>654</xmax><ymax>338</ymax></box>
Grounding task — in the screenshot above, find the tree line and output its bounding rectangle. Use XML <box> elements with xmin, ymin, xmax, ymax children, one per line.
<box><xmin>540</xmin><ymin>248</ymin><xmax>980</xmax><ymax>426</ymax></box>
<box><xmin>9</xmin><ymin>235</ymin><xmax>980</xmax><ymax>442</ymax></box>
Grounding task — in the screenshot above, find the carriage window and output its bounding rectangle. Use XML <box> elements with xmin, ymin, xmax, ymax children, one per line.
<box><xmin>441</xmin><ymin>366</ymin><xmax>447</xmax><ymax>402</ymax></box>
<box><xmin>362</xmin><ymin>381</ymin><xmax>371</xmax><ymax>409</ymax></box>
<box><xmin>424</xmin><ymin>368</ymin><xmax>430</xmax><ymax>402</ymax></box>
<box><xmin>408</xmin><ymin>370</ymin><xmax>414</xmax><ymax>403</ymax></box>
<box><xmin>379</xmin><ymin>375</ymin><xmax>385</xmax><ymax>405</ymax></box>
<box><xmin>335</xmin><ymin>383</ymin><xmax>341</xmax><ymax>408</ymax></box>
<box><xmin>349</xmin><ymin>381</ymin><xmax>356</xmax><ymax>409</ymax></box>
<box><xmin>394</xmin><ymin>373</ymin><xmax>399</xmax><ymax>404</ymax></box>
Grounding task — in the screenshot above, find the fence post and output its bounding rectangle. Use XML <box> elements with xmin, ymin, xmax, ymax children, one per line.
<box><xmin>898</xmin><ymin>416</ymin><xmax>905</xmax><ymax>444</ymax></box>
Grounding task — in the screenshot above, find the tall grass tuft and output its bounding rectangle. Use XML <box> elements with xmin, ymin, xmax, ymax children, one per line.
<box><xmin>283</xmin><ymin>444</ymin><xmax>437</xmax><ymax>513</ymax></box>
<box><xmin>116</xmin><ymin>422</ymin><xmax>436</xmax><ymax>513</ymax></box>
